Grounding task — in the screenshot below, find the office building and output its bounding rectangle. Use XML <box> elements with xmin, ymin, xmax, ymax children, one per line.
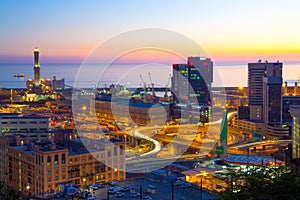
<box><xmin>171</xmin><ymin>57</ymin><xmax>213</xmax><ymax>106</ymax></box>
<box><xmin>0</xmin><ymin>113</ymin><xmax>50</xmax><ymax>136</ymax></box>
<box><xmin>52</xmin><ymin>76</ymin><xmax>65</xmax><ymax>91</ymax></box>
<box><xmin>171</xmin><ymin>64</ymin><xmax>189</xmax><ymax>103</ymax></box>
<box><xmin>95</xmin><ymin>98</ymin><xmax>170</xmax><ymax>126</ymax></box>
<box><xmin>282</xmin><ymin>96</ymin><xmax>300</xmax><ymax>125</ymax></box>
<box><xmin>248</xmin><ymin>61</ymin><xmax>282</xmax><ymax>106</ymax></box>
<box><xmin>237</xmin><ymin>61</ymin><xmax>288</xmax><ymax>137</ymax></box>
<box><xmin>290</xmin><ymin>105</ymin><xmax>300</xmax><ymax>159</ymax></box>
<box><xmin>187</xmin><ymin>57</ymin><xmax>213</xmax><ymax>90</ymax></box>
<box><xmin>263</xmin><ymin>76</ymin><xmax>283</xmax><ymax>125</ymax></box>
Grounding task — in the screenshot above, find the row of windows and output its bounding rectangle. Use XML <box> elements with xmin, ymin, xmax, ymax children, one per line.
<box><xmin>1</xmin><ymin>121</ymin><xmax>48</xmax><ymax>124</ymax></box>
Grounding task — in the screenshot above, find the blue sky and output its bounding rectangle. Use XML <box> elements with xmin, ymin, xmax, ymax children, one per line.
<box><xmin>1</xmin><ymin>0</ymin><xmax>300</xmax><ymax>64</ymax></box>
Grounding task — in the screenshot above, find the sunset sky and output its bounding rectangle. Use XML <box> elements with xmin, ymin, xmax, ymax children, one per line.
<box><xmin>1</xmin><ymin>0</ymin><xmax>300</xmax><ymax>64</ymax></box>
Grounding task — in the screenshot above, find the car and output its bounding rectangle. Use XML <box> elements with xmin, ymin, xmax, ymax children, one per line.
<box><xmin>93</xmin><ymin>186</ymin><xmax>99</xmax><ymax>190</ymax></box>
<box><xmin>96</xmin><ymin>182</ymin><xmax>104</xmax><ymax>188</ymax></box>
<box><xmin>108</xmin><ymin>187</ymin><xmax>116</xmax><ymax>194</ymax></box>
<box><xmin>174</xmin><ymin>180</ymin><xmax>184</xmax><ymax>186</ymax></box>
<box><xmin>181</xmin><ymin>183</ymin><xmax>192</xmax><ymax>189</ymax></box>
<box><xmin>85</xmin><ymin>192</ymin><xmax>93</xmax><ymax>198</ymax></box>
<box><xmin>142</xmin><ymin>196</ymin><xmax>152</xmax><ymax>200</ymax></box>
<box><xmin>109</xmin><ymin>180</ymin><xmax>119</xmax><ymax>186</ymax></box>
<box><xmin>120</xmin><ymin>186</ymin><xmax>131</xmax><ymax>192</ymax></box>
<box><xmin>129</xmin><ymin>192</ymin><xmax>140</xmax><ymax>197</ymax></box>
<box><xmin>115</xmin><ymin>192</ymin><xmax>125</xmax><ymax>197</ymax></box>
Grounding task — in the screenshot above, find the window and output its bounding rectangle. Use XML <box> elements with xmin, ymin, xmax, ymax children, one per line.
<box><xmin>120</xmin><ymin>145</ymin><xmax>124</xmax><ymax>155</ymax></box>
<box><xmin>54</xmin><ymin>155</ymin><xmax>59</xmax><ymax>165</ymax></box>
<box><xmin>114</xmin><ymin>147</ymin><xmax>117</xmax><ymax>156</ymax></box>
<box><xmin>62</xmin><ymin>154</ymin><xmax>65</xmax><ymax>164</ymax></box>
<box><xmin>47</xmin><ymin>156</ymin><xmax>51</xmax><ymax>166</ymax></box>
<box><xmin>107</xmin><ymin>147</ymin><xmax>111</xmax><ymax>157</ymax></box>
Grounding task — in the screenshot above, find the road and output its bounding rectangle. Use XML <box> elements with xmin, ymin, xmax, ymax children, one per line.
<box><xmin>126</xmin><ymin>111</ymin><xmax>244</xmax><ymax>164</ymax></box>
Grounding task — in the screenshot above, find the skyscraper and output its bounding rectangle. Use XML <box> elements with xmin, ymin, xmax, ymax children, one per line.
<box><xmin>171</xmin><ymin>64</ymin><xmax>189</xmax><ymax>103</ymax></box>
<box><xmin>187</xmin><ymin>57</ymin><xmax>213</xmax><ymax>90</ymax></box>
<box><xmin>247</xmin><ymin>61</ymin><xmax>283</xmax><ymax>123</ymax></box>
<box><xmin>248</xmin><ymin>61</ymin><xmax>282</xmax><ymax>106</ymax></box>
<box><xmin>171</xmin><ymin>57</ymin><xmax>213</xmax><ymax>105</ymax></box>
<box><xmin>33</xmin><ymin>47</ymin><xmax>41</xmax><ymax>87</ymax></box>
<box><xmin>263</xmin><ymin>76</ymin><xmax>283</xmax><ymax>125</ymax></box>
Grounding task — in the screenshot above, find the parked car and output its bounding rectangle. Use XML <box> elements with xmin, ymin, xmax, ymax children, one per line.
<box><xmin>181</xmin><ymin>183</ymin><xmax>192</xmax><ymax>188</ymax></box>
<box><xmin>85</xmin><ymin>192</ymin><xmax>93</xmax><ymax>198</ymax></box>
<box><xmin>108</xmin><ymin>187</ymin><xmax>116</xmax><ymax>194</ymax></box>
<box><xmin>129</xmin><ymin>192</ymin><xmax>140</xmax><ymax>197</ymax></box>
<box><xmin>142</xmin><ymin>196</ymin><xmax>152</xmax><ymax>200</ymax></box>
<box><xmin>174</xmin><ymin>180</ymin><xmax>184</xmax><ymax>186</ymax></box>
<box><xmin>109</xmin><ymin>180</ymin><xmax>119</xmax><ymax>186</ymax></box>
<box><xmin>120</xmin><ymin>186</ymin><xmax>131</xmax><ymax>192</ymax></box>
<box><xmin>96</xmin><ymin>182</ymin><xmax>104</xmax><ymax>188</ymax></box>
<box><xmin>115</xmin><ymin>192</ymin><xmax>125</xmax><ymax>197</ymax></box>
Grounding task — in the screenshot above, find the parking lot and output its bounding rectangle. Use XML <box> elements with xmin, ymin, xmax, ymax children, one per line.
<box><xmin>94</xmin><ymin>178</ymin><xmax>216</xmax><ymax>200</ymax></box>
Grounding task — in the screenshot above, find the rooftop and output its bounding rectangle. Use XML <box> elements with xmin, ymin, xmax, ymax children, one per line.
<box><xmin>11</xmin><ymin>145</ymin><xmax>35</xmax><ymax>155</ymax></box>
<box><xmin>224</xmin><ymin>154</ymin><xmax>285</xmax><ymax>166</ymax></box>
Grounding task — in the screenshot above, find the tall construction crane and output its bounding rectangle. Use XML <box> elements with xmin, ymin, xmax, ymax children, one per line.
<box><xmin>165</xmin><ymin>74</ymin><xmax>171</xmax><ymax>97</ymax></box>
<box><xmin>139</xmin><ymin>75</ymin><xmax>147</xmax><ymax>94</ymax></box>
<box><xmin>148</xmin><ymin>73</ymin><xmax>155</xmax><ymax>97</ymax></box>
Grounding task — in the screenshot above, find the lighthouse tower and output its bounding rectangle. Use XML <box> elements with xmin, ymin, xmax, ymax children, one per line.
<box><xmin>33</xmin><ymin>47</ymin><xmax>40</xmax><ymax>87</ymax></box>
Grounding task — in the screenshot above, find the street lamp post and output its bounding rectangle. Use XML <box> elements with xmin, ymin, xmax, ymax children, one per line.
<box><xmin>107</xmin><ymin>189</ymin><xmax>110</xmax><ymax>200</ymax></box>
<box><xmin>200</xmin><ymin>178</ymin><xmax>203</xmax><ymax>200</ymax></box>
<box><xmin>26</xmin><ymin>184</ymin><xmax>31</xmax><ymax>199</ymax></box>
<box><xmin>172</xmin><ymin>181</ymin><xmax>174</xmax><ymax>200</ymax></box>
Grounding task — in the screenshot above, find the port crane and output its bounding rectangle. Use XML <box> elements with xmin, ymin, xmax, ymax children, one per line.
<box><xmin>139</xmin><ymin>75</ymin><xmax>147</xmax><ymax>94</ymax></box>
<box><xmin>165</xmin><ymin>74</ymin><xmax>171</xmax><ymax>97</ymax></box>
<box><xmin>148</xmin><ymin>73</ymin><xmax>155</xmax><ymax>97</ymax></box>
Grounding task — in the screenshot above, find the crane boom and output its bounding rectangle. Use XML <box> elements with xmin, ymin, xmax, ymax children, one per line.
<box><xmin>148</xmin><ymin>73</ymin><xmax>155</xmax><ymax>97</ymax></box>
<box><xmin>140</xmin><ymin>75</ymin><xmax>147</xmax><ymax>94</ymax></box>
<box><xmin>165</xmin><ymin>74</ymin><xmax>171</xmax><ymax>97</ymax></box>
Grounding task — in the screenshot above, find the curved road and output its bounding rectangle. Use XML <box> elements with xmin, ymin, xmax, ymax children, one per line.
<box><xmin>126</xmin><ymin>111</ymin><xmax>237</xmax><ymax>161</ymax></box>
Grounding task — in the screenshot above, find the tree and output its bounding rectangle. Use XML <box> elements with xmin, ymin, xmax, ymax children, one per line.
<box><xmin>217</xmin><ymin>165</ymin><xmax>300</xmax><ymax>200</ymax></box>
<box><xmin>0</xmin><ymin>179</ymin><xmax>22</xmax><ymax>200</ymax></box>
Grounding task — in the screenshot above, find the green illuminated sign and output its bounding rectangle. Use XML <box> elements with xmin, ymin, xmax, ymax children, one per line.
<box><xmin>216</xmin><ymin>146</ymin><xmax>224</xmax><ymax>155</ymax></box>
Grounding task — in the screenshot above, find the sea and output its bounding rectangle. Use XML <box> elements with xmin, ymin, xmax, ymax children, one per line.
<box><xmin>1</xmin><ymin>63</ymin><xmax>300</xmax><ymax>89</ymax></box>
